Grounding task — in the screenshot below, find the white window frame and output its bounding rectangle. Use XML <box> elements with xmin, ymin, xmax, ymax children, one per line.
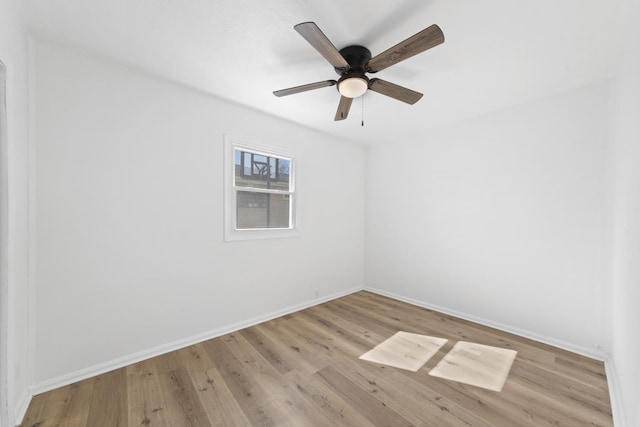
<box><xmin>224</xmin><ymin>134</ymin><xmax>298</xmax><ymax>241</ymax></box>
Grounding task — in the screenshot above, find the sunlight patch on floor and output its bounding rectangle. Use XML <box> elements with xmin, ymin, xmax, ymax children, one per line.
<box><xmin>428</xmin><ymin>341</ymin><xmax>517</xmax><ymax>392</ymax></box>
<box><xmin>359</xmin><ymin>331</ymin><xmax>448</xmax><ymax>372</ymax></box>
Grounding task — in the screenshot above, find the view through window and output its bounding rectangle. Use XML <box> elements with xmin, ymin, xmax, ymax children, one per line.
<box><xmin>233</xmin><ymin>147</ymin><xmax>294</xmax><ymax>230</ymax></box>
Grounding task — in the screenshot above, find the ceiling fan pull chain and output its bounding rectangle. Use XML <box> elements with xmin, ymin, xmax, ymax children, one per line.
<box><xmin>361</xmin><ymin>93</ymin><xmax>365</xmax><ymax>127</ymax></box>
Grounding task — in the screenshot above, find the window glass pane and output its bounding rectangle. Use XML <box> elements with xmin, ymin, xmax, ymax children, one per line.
<box><xmin>234</xmin><ymin>149</ymin><xmax>290</xmax><ymax>191</ymax></box>
<box><xmin>236</xmin><ymin>191</ymin><xmax>291</xmax><ymax>229</ymax></box>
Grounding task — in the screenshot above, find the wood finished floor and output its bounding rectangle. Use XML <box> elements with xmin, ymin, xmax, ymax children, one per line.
<box><xmin>21</xmin><ymin>291</ymin><xmax>613</xmax><ymax>426</ymax></box>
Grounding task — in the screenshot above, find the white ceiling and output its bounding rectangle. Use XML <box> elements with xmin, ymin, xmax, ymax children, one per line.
<box><xmin>19</xmin><ymin>0</ymin><xmax>621</xmax><ymax>145</ymax></box>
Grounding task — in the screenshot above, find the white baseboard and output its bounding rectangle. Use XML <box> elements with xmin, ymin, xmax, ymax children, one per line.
<box><xmin>604</xmin><ymin>358</ymin><xmax>626</xmax><ymax>427</ymax></box>
<box><xmin>364</xmin><ymin>287</ymin><xmax>606</xmax><ymax>361</ymax></box>
<box><xmin>30</xmin><ymin>286</ymin><xmax>363</xmax><ymax>396</ymax></box>
<box><xmin>14</xmin><ymin>388</ymin><xmax>32</xmax><ymax>427</ymax></box>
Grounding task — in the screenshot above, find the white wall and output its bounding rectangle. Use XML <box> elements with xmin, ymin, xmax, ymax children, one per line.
<box><xmin>33</xmin><ymin>40</ymin><xmax>365</xmax><ymax>386</ymax></box>
<box><xmin>0</xmin><ymin>0</ymin><xmax>32</xmax><ymax>425</ymax></box>
<box><xmin>610</xmin><ymin>0</ymin><xmax>640</xmax><ymax>425</ymax></box>
<box><xmin>365</xmin><ymin>82</ymin><xmax>611</xmax><ymax>355</ymax></box>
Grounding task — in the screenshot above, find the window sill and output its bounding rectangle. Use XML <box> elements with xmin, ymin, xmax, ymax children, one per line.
<box><xmin>224</xmin><ymin>227</ymin><xmax>299</xmax><ymax>242</ymax></box>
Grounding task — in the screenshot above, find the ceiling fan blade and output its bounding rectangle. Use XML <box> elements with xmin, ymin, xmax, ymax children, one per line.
<box><xmin>366</xmin><ymin>24</ymin><xmax>444</xmax><ymax>73</ymax></box>
<box><xmin>294</xmin><ymin>22</ymin><xmax>350</xmax><ymax>70</ymax></box>
<box><xmin>273</xmin><ymin>80</ymin><xmax>337</xmax><ymax>97</ymax></box>
<box><xmin>334</xmin><ymin>96</ymin><xmax>353</xmax><ymax>121</ymax></box>
<box><xmin>368</xmin><ymin>78</ymin><xmax>423</xmax><ymax>104</ymax></box>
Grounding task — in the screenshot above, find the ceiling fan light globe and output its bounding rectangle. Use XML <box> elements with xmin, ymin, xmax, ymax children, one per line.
<box><xmin>338</xmin><ymin>77</ymin><xmax>368</xmax><ymax>98</ymax></box>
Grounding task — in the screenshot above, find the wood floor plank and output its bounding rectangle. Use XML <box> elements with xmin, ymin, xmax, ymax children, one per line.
<box><xmin>283</xmin><ymin>312</ymin><xmax>367</xmax><ymax>359</ymax></box>
<box><xmin>283</xmin><ymin>370</ymin><xmax>379</xmax><ymax>427</ymax></box>
<box><xmin>125</xmin><ymin>361</ymin><xmax>170</xmax><ymax>427</ymax></box>
<box><xmin>315</xmin><ymin>365</ymin><xmax>415</xmax><ymax>426</ymax></box>
<box><xmin>203</xmin><ymin>337</ymin><xmax>293</xmax><ymax>426</ymax></box>
<box><xmin>21</xmin><ymin>379</ymin><xmax>95</xmax><ymax>427</ymax></box>
<box><xmin>36</xmin><ymin>387</ymin><xmax>75</xmax><ymax>426</ymax></box>
<box><xmin>398</xmin><ymin>366</ymin><xmax>541</xmax><ymax>427</ymax></box>
<box><xmin>253</xmin><ymin>321</ymin><xmax>327</xmax><ymax>376</ymax></box>
<box><xmin>195</xmin><ymin>367</ymin><xmax>253</xmax><ymax>427</ymax></box>
<box><xmin>20</xmin><ymin>291</ymin><xmax>613</xmax><ymax>427</ymax></box>
<box><xmin>503</xmin><ymin>379</ymin><xmax>613</xmax><ymax>426</ymax></box>
<box><xmin>19</xmin><ymin>393</ymin><xmax>49</xmax><ymax>427</ymax></box>
<box><xmin>237</xmin><ymin>327</ymin><xmax>293</xmax><ymax>375</ymax></box>
<box><xmin>85</xmin><ymin>367</ymin><xmax>128</xmax><ymax>427</ymax></box>
<box><xmin>220</xmin><ymin>330</ymin><xmax>335</xmax><ymax>425</ymax></box>
<box><xmin>303</xmin><ymin>306</ymin><xmax>382</xmax><ymax>351</ymax></box>
<box><xmin>156</xmin><ymin>367</ymin><xmax>211</xmax><ymax>426</ymax></box>
<box><xmin>510</xmin><ymin>357</ymin><xmax>612</xmax><ymax>414</ymax></box>
<box><xmin>175</xmin><ymin>344</ymin><xmax>252</xmax><ymax>427</ymax></box>
<box><xmin>56</xmin><ymin>378</ymin><xmax>95</xmax><ymax>426</ymax></box>
<box><xmin>308</xmin><ymin>302</ymin><xmax>389</xmax><ymax>345</ymax></box>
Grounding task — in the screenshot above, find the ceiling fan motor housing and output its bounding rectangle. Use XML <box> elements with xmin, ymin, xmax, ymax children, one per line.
<box><xmin>335</xmin><ymin>45</ymin><xmax>371</xmax><ymax>76</ymax></box>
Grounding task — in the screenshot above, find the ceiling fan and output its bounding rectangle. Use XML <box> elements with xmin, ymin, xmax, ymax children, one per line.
<box><xmin>273</xmin><ymin>22</ymin><xmax>445</xmax><ymax>121</ymax></box>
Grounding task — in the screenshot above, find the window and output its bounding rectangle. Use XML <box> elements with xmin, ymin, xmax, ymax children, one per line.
<box><xmin>224</xmin><ymin>135</ymin><xmax>297</xmax><ymax>241</ymax></box>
